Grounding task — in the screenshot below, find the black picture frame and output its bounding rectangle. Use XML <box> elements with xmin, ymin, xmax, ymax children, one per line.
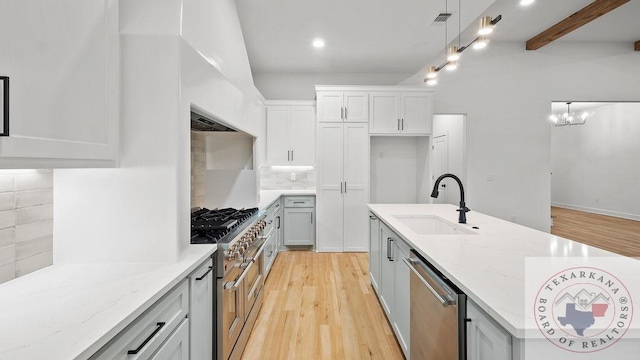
<box><xmin>0</xmin><ymin>76</ymin><xmax>8</xmax><ymax>136</ymax></box>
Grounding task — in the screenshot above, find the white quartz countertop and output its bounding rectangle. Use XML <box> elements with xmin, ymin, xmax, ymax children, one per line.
<box><xmin>368</xmin><ymin>204</ymin><xmax>640</xmax><ymax>339</ymax></box>
<box><xmin>0</xmin><ymin>244</ymin><xmax>216</xmax><ymax>360</ymax></box>
<box><xmin>258</xmin><ymin>190</ymin><xmax>316</xmax><ymax>209</ymax></box>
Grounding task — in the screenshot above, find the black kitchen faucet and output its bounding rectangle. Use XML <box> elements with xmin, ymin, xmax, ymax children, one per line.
<box><xmin>430</xmin><ymin>173</ymin><xmax>470</xmax><ymax>224</ymax></box>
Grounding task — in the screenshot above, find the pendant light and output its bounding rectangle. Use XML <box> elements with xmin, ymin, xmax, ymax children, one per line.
<box><xmin>549</xmin><ymin>102</ymin><xmax>589</xmax><ymax>127</ymax></box>
<box><xmin>478</xmin><ymin>16</ymin><xmax>494</xmax><ymax>35</ymax></box>
<box><xmin>473</xmin><ymin>35</ymin><xmax>489</xmax><ymax>50</ymax></box>
<box><xmin>447</xmin><ymin>46</ymin><xmax>460</xmax><ymax>61</ymax></box>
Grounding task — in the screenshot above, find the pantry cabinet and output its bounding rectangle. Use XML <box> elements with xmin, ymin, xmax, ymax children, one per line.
<box><xmin>317</xmin><ymin>91</ymin><xmax>368</xmax><ymax>123</ymax></box>
<box><xmin>0</xmin><ymin>0</ymin><xmax>119</xmax><ymax>167</ymax></box>
<box><xmin>369</xmin><ymin>91</ymin><xmax>432</xmax><ymax>135</ymax></box>
<box><xmin>265</xmin><ymin>102</ymin><xmax>315</xmax><ymax>166</ymax></box>
<box><xmin>317</xmin><ymin>122</ymin><xmax>369</xmax><ymax>252</ymax></box>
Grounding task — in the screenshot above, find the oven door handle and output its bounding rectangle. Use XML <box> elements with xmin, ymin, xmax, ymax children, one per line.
<box><xmin>225</xmin><ymin>261</ymin><xmax>255</xmax><ymax>290</ymax></box>
<box><xmin>248</xmin><ymin>237</ymin><xmax>269</xmax><ymax>263</ymax></box>
<box><xmin>259</xmin><ymin>227</ymin><xmax>275</xmax><ymax>241</ymax></box>
<box><xmin>402</xmin><ymin>257</ymin><xmax>455</xmax><ymax>307</ymax></box>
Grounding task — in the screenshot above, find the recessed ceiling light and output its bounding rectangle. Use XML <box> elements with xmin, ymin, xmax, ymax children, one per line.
<box><xmin>312</xmin><ymin>38</ymin><xmax>325</xmax><ymax>48</ymax></box>
<box><xmin>520</xmin><ymin>0</ymin><xmax>535</xmax><ymax>6</ymax></box>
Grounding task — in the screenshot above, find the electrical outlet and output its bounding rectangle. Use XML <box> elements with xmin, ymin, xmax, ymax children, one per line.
<box><xmin>595</xmin><ymin>197</ymin><xmax>600</xmax><ymax>203</ymax></box>
<box><xmin>291</xmin><ymin>173</ymin><xmax>296</xmax><ymax>181</ymax></box>
<box><xmin>487</xmin><ymin>173</ymin><xmax>495</xmax><ymax>181</ymax></box>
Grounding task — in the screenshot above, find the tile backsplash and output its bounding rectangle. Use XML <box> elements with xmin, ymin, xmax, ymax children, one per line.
<box><xmin>0</xmin><ymin>170</ymin><xmax>53</xmax><ymax>284</ymax></box>
<box><xmin>191</xmin><ymin>131</ymin><xmax>205</xmax><ymax>208</ymax></box>
<box><xmin>260</xmin><ymin>166</ymin><xmax>316</xmax><ymax>190</ymax></box>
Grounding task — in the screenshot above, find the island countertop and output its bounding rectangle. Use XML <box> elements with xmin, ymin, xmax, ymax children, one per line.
<box><xmin>367</xmin><ymin>204</ymin><xmax>640</xmax><ymax>339</ymax></box>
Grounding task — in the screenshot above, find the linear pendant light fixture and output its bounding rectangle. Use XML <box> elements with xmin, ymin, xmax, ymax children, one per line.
<box><xmin>424</xmin><ymin>0</ymin><xmax>502</xmax><ymax>86</ymax></box>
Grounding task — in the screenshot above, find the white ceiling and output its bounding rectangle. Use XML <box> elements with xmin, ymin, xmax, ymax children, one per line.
<box><xmin>236</xmin><ymin>0</ymin><xmax>640</xmax><ymax>75</ymax></box>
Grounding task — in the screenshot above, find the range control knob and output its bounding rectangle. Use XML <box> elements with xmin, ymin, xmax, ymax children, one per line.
<box><xmin>224</xmin><ymin>249</ymin><xmax>237</xmax><ymax>261</ymax></box>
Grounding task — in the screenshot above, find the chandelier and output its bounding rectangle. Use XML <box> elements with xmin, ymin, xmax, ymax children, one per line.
<box><xmin>549</xmin><ymin>102</ymin><xmax>589</xmax><ymax>127</ymax></box>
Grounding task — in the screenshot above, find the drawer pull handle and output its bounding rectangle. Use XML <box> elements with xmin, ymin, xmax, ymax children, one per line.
<box><xmin>127</xmin><ymin>322</ymin><xmax>166</xmax><ymax>354</ymax></box>
<box><xmin>196</xmin><ymin>266</ymin><xmax>213</xmax><ymax>281</ymax></box>
<box><xmin>293</xmin><ymin>201</ymin><xmax>305</xmax><ymax>204</ymax></box>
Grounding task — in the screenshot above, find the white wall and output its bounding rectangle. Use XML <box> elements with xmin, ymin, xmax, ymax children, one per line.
<box><xmin>433</xmin><ymin>114</ymin><xmax>466</xmax><ymax>206</ymax></box>
<box><xmin>551</xmin><ymin>102</ymin><xmax>640</xmax><ymax>221</ymax></box>
<box><xmin>254</xmin><ymin>72</ymin><xmax>413</xmax><ymax>100</ymax></box>
<box><xmin>401</xmin><ymin>42</ymin><xmax>640</xmax><ymax>232</ymax></box>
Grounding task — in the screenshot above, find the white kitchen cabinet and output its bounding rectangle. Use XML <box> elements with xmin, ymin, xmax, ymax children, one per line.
<box><xmin>379</xmin><ymin>223</ymin><xmax>395</xmax><ymax>318</ymax></box>
<box><xmin>317</xmin><ymin>122</ymin><xmax>369</xmax><ymax>252</ymax></box>
<box><xmin>317</xmin><ymin>91</ymin><xmax>368</xmax><ymax>123</ymax></box>
<box><xmin>283</xmin><ymin>197</ymin><xmax>315</xmax><ymax>246</ymax></box>
<box><xmin>150</xmin><ymin>319</ymin><xmax>190</xmax><ymax>360</ymax></box>
<box><xmin>467</xmin><ymin>300</ymin><xmax>513</xmax><ymax>360</ymax></box>
<box><xmin>0</xmin><ymin>0</ymin><xmax>119</xmax><ymax>167</ymax></box>
<box><xmin>275</xmin><ymin>202</ymin><xmax>284</xmax><ymax>253</ymax></box>
<box><xmin>368</xmin><ymin>213</ymin><xmax>381</xmax><ymax>293</ymax></box>
<box><xmin>369</xmin><ymin>91</ymin><xmax>432</xmax><ymax>135</ymax></box>
<box><xmin>189</xmin><ymin>258</ymin><xmax>214</xmax><ymax>360</ymax></box>
<box><xmin>265</xmin><ymin>102</ymin><xmax>315</xmax><ymax>166</ymax></box>
<box><xmin>393</xmin><ymin>238</ymin><xmax>411</xmax><ymax>358</ymax></box>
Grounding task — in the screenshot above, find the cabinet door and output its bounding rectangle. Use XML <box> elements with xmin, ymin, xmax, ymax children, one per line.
<box><xmin>343</xmin><ymin>123</ymin><xmax>369</xmax><ymax>252</ymax></box>
<box><xmin>401</xmin><ymin>92</ymin><xmax>432</xmax><ymax>134</ymax></box>
<box><xmin>189</xmin><ymin>260</ymin><xmax>213</xmax><ymax>360</ymax></box>
<box><xmin>266</xmin><ymin>106</ymin><xmax>291</xmax><ymax>165</ymax></box>
<box><xmin>284</xmin><ymin>208</ymin><xmax>315</xmax><ymax>246</ymax></box>
<box><xmin>393</xmin><ymin>240</ymin><xmax>411</xmax><ymax>358</ymax></box>
<box><xmin>150</xmin><ymin>319</ymin><xmax>189</xmax><ymax>360</ymax></box>
<box><xmin>369</xmin><ymin>214</ymin><xmax>381</xmax><ymax>293</ymax></box>
<box><xmin>379</xmin><ymin>224</ymin><xmax>395</xmax><ymax>319</ymax></box>
<box><xmin>317</xmin><ymin>92</ymin><xmax>344</xmax><ymax>122</ymax></box>
<box><xmin>467</xmin><ymin>301</ymin><xmax>512</xmax><ymax>360</ymax></box>
<box><xmin>369</xmin><ymin>92</ymin><xmax>400</xmax><ymax>134</ymax></box>
<box><xmin>3</xmin><ymin>0</ymin><xmax>118</xmax><ymax>163</ymax></box>
<box><xmin>317</xmin><ymin>123</ymin><xmax>344</xmax><ymax>251</ymax></box>
<box><xmin>290</xmin><ymin>106</ymin><xmax>316</xmax><ymax>165</ymax></box>
<box><xmin>344</xmin><ymin>92</ymin><xmax>369</xmax><ymax>122</ymax></box>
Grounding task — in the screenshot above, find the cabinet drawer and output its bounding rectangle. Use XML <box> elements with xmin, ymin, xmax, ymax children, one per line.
<box><xmin>284</xmin><ymin>196</ymin><xmax>315</xmax><ymax>208</ymax></box>
<box><xmin>91</xmin><ymin>281</ymin><xmax>189</xmax><ymax>360</ymax></box>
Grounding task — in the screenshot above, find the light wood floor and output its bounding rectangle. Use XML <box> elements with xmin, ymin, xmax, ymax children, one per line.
<box><xmin>241</xmin><ymin>251</ymin><xmax>404</xmax><ymax>360</ymax></box>
<box><xmin>551</xmin><ymin>207</ymin><xmax>640</xmax><ymax>257</ymax></box>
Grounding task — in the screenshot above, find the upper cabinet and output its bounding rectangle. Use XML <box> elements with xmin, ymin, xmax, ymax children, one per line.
<box><xmin>0</xmin><ymin>0</ymin><xmax>119</xmax><ymax>168</ymax></box>
<box><xmin>265</xmin><ymin>101</ymin><xmax>315</xmax><ymax>166</ymax></box>
<box><xmin>369</xmin><ymin>91</ymin><xmax>432</xmax><ymax>135</ymax></box>
<box><xmin>317</xmin><ymin>91</ymin><xmax>368</xmax><ymax>123</ymax></box>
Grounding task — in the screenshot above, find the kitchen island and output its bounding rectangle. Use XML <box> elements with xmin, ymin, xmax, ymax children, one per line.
<box><xmin>368</xmin><ymin>204</ymin><xmax>640</xmax><ymax>358</ymax></box>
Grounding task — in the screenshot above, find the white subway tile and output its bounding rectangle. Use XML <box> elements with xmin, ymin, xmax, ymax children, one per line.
<box><xmin>0</xmin><ymin>227</ymin><xmax>15</xmax><ymax>248</ymax></box>
<box><xmin>0</xmin><ymin>192</ymin><xmax>15</xmax><ymax>211</ymax></box>
<box><xmin>0</xmin><ymin>175</ymin><xmax>14</xmax><ymax>193</ymax></box>
<box><xmin>15</xmin><ymin>220</ymin><xmax>53</xmax><ymax>242</ymax></box>
<box><xmin>15</xmin><ymin>250</ymin><xmax>53</xmax><ymax>277</ymax></box>
<box><xmin>15</xmin><ymin>204</ymin><xmax>53</xmax><ymax>225</ymax></box>
<box><xmin>14</xmin><ymin>172</ymin><xmax>53</xmax><ymax>191</ymax></box>
<box><xmin>0</xmin><ymin>244</ymin><xmax>16</xmax><ymax>266</ymax></box>
<box><xmin>16</xmin><ymin>235</ymin><xmax>53</xmax><ymax>260</ymax></box>
<box><xmin>15</xmin><ymin>189</ymin><xmax>53</xmax><ymax>208</ymax></box>
<box><xmin>0</xmin><ymin>263</ymin><xmax>15</xmax><ymax>284</ymax></box>
<box><xmin>0</xmin><ymin>210</ymin><xmax>16</xmax><ymax>230</ymax></box>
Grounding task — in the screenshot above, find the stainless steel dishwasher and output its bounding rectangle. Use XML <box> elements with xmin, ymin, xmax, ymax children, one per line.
<box><xmin>403</xmin><ymin>250</ymin><xmax>467</xmax><ymax>360</ymax></box>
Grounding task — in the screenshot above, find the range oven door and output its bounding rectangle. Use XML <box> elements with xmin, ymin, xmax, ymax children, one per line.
<box><xmin>243</xmin><ymin>241</ymin><xmax>266</xmax><ymax>319</ymax></box>
<box><xmin>221</xmin><ymin>264</ymin><xmax>244</xmax><ymax>360</ymax></box>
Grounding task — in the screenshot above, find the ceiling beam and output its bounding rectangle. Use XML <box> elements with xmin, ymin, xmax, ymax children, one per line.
<box><xmin>526</xmin><ymin>0</ymin><xmax>630</xmax><ymax>51</ymax></box>
<box><xmin>635</xmin><ymin>40</ymin><xmax>640</xmax><ymax>51</ymax></box>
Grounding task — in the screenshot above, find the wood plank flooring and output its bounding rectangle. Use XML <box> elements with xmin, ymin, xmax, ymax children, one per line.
<box><xmin>241</xmin><ymin>252</ymin><xmax>404</xmax><ymax>360</ymax></box>
<box><xmin>551</xmin><ymin>207</ymin><xmax>640</xmax><ymax>257</ymax></box>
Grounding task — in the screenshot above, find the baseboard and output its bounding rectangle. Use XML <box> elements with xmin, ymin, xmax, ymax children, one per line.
<box><xmin>551</xmin><ymin>202</ymin><xmax>640</xmax><ymax>222</ymax></box>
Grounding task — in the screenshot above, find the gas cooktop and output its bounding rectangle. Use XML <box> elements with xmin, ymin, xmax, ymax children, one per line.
<box><xmin>191</xmin><ymin>207</ymin><xmax>259</xmax><ymax>244</ymax></box>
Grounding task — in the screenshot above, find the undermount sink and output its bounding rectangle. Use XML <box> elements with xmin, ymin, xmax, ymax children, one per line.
<box><xmin>393</xmin><ymin>215</ymin><xmax>477</xmax><ymax>235</ymax></box>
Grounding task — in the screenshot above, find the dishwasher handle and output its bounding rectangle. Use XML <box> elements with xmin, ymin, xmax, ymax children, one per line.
<box><xmin>402</xmin><ymin>257</ymin><xmax>455</xmax><ymax>307</ymax></box>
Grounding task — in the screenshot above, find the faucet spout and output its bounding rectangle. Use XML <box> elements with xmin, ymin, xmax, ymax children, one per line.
<box><xmin>430</xmin><ymin>173</ymin><xmax>470</xmax><ymax>224</ymax></box>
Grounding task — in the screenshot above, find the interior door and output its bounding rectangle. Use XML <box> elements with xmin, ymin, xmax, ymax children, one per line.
<box><xmin>433</xmin><ymin>134</ymin><xmax>449</xmax><ymax>204</ymax></box>
<box><xmin>290</xmin><ymin>106</ymin><xmax>315</xmax><ymax>165</ymax></box>
<box><xmin>343</xmin><ymin>123</ymin><xmax>369</xmax><ymax>252</ymax></box>
<box><xmin>317</xmin><ymin>123</ymin><xmax>344</xmax><ymax>251</ymax></box>
<box><xmin>369</xmin><ymin>92</ymin><xmax>400</xmax><ymax>134</ymax></box>
<box><xmin>266</xmin><ymin>106</ymin><xmax>291</xmax><ymax>165</ymax></box>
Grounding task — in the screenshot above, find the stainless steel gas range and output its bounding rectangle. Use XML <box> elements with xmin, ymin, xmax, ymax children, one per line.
<box><xmin>191</xmin><ymin>207</ymin><xmax>270</xmax><ymax>360</ymax></box>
